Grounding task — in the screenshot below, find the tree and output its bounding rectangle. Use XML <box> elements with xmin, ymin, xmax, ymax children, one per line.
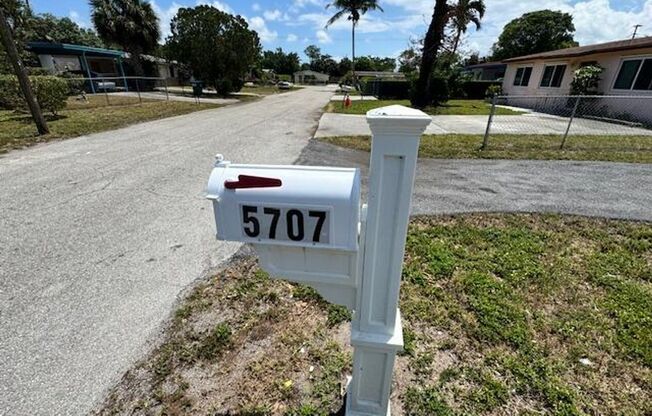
<box><xmin>89</xmin><ymin>0</ymin><xmax>160</xmax><ymax>74</ymax></box>
<box><xmin>0</xmin><ymin>5</ymin><xmax>48</xmax><ymax>134</ymax></box>
<box><xmin>448</xmin><ymin>0</ymin><xmax>484</xmax><ymax>55</ymax></box>
<box><xmin>30</xmin><ymin>13</ymin><xmax>104</xmax><ymax>47</ymax></box>
<box><xmin>491</xmin><ymin>10</ymin><xmax>577</xmax><ymax>61</ymax></box>
<box><xmin>398</xmin><ymin>47</ymin><xmax>420</xmax><ymax>74</ymax></box>
<box><xmin>304</xmin><ymin>44</ymin><xmax>321</xmax><ymax>63</ymax></box>
<box><xmin>260</xmin><ymin>48</ymin><xmax>300</xmax><ymax>75</ymax></box>
<box><xmin>412</xmin><ymin>0</ymin><xmax>449</xmax><ymax>108</ymax></box>
<box><xmin>166</xmin><ymin>6</ymin><xmax>261</xmax><ymax>95</ymax></box>
<box><xmin>325</xmin><ymin>0</ymin><xmax>383</xmax><ymax>79</ymax></box>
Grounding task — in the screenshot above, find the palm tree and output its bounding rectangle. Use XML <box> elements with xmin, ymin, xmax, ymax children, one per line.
<box><xmin>325</xmin><ymin>0</ymin><xmax>383</xmax><ymax>78</ymax></box>
<box><xmin>89</xmin><ymin>0</ymin><xmax>160</xmax><ymax>75</ymax></box>
<box><xmin>449</xmin><ymin>0</ymin><xmax>485</xmax><ymax>55</ymax></box>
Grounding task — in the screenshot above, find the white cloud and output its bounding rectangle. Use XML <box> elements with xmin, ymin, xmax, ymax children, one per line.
<box><xmin>195</xmin><ymin>0</ymin><xmax>234</xmax><ymax>14</ymax></box>
<box><xmin>384</xmin><ymin>0</ymin><xmax>652</xmax><ymax>55</ymax></box>
<box><xmin>297</xmin><ymin>12</ymin><xmax>392</xmax><ymax>34</ymax></box>
<box><xmin>316</xmin><ymin>29</ymin><xmax>332</xmax><ymax>44</ymax></box>
<box><xmin>263</xmin><ymin>9</ymin><xmax>283</xmax><ymax>21</ymax></box>
<box><xmin>150</xmin><ymin>0</ymin><xmax>183</xmax><ymax>39</ymax></box>
<box><xmin>293</xmin><ymin>0</ymin><xmax>323</xmax><ymax>8</ymax></box>
<box><xmin>252</xmin><ymin>3</ymin><xmax>261</xmax><ymax>12</ymax></box>
<box><xmin>249</xmin><ymin>16</ymin><xmax>279</xmax><ymax>43</ymax></box>
<box><xmin>286</xmin><ymin>33</ymin><xmax>299</xmax><ymax>42</ymax></box>
<box><xmin>69</xmin><ymin>10</ymin><xmax>90</xmax><ymax>29</ymax></box>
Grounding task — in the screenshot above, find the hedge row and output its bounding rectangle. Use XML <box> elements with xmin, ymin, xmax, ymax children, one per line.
<box><xmin>0</xmin><ymin>75</ymin><xmax>69</xmax><ymax>115</ymax></box>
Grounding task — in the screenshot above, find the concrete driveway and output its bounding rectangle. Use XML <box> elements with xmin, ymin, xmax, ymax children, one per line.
<box><xmin>315</xmin><ymin>112</ymin><xmax>652</xmax><ymax>137</ymax></box>
<box><xmin>0</xmin><ymin>86</ymin><xmax>334</xmax><ymax>415</ymax></box>
<box><xmin>298</xmin><ymin>140</ymin><xmax>652</xmax><ymax>221</ymax></box>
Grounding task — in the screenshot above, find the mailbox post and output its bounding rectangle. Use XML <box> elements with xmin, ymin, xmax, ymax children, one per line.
<box><xmin>347</xmin><ymin>106</ymin><xmax>431</xmax><ymax>415</ymax></box>
<box><xmin>206</xmin><ymin>105</ymin><xmax>430</xmax><ymax>415</ymax></box>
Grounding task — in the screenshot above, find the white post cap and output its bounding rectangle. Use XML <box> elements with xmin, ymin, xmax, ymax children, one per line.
<box><xmin>366</xmin><ymin>105</ymin><xmax>431</xmax><ymax>137</ymax></box>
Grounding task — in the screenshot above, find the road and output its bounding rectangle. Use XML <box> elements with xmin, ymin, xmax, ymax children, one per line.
<box><xmin>298</xmin><ymin>140</ymin><xmax>652</xmax><ymax>221</ymax></box>
<box><xmin>0</xmin><ymin>86</ymin><xmax>334</xmax><ymax>415</ymax></box>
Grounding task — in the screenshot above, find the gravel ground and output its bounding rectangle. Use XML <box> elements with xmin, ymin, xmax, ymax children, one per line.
<box><xmin>298</xmin><ymin>140</ymin><xmax>652</xmax><ymax>221</ymax></box>
<box><xmin>0</xmin><ymin>86</ymin><xmax>335</xmax><ymax>416</ymax></box>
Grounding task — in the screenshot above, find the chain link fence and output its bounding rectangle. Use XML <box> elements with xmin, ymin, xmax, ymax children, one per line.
<box><xmin>482</xmin><ymin>95</ymin><xmax>652</xmax><ymax>150</ymax></box>
<box><xmin>60</xmin><ymin>76</ymin><xmax>206</xmax><ymax>107</ymax></box>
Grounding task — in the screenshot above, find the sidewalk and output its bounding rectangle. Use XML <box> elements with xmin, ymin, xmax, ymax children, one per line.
<box><xmin>315</xmin><ymin>112</ymin><xmax>652</xmax><ymax>137</ymax></box>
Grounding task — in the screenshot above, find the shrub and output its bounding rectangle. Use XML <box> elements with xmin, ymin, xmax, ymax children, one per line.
<box><xmin>485</xmin><ymin>84</ymin><xmax>503</xmax><ymax>99</ymax></box>
<box><xmin>409</xmin><ymin>75</ymin><xmax>449</xmax><ymax>107</ymax></box>
<box><xmin>459</xmin><ymin>81</ymin><xmax>502</xmax><ymax>99</ymax></box>
<box><xmin>570</xmin><ymin>64</ymin><xmax>603</xmax><ymax>95</ymax></box>
<box><xmin>364</xmin><ymin>80</ymin><xmax>410</xmax><ymax>99</ymax></box>
<box><xmin>0</xmin><ymin>74</ymin><xmax>22</xmax><ymax>109</ymax></box>
<box><xmin>0</xmin><ymin>75</ymin><xmax>68</xmax><ymax>115</ymax></box>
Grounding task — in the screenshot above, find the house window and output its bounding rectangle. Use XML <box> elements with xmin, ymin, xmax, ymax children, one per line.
<box><xmin>540</xmin><ymin>64</ymin><xmax>566</xmax><ymax>88</ymax></box>
<box><xmin>614</xmin><ymin>58</ymin><xmax>652</xmax><ymax>90</ymax></box>
<box><xmin>513</xmin><ymin>66</ymin><xmax>532</xmax><ymax>86</ymax></box>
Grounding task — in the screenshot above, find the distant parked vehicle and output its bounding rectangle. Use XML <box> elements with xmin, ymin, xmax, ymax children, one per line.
<box><xmin>278</xmin><ymin>81</ymin><xmax>292</xmax><ymax>90</ymax></box>
<box><xmin>95</xmin><ymin>81</ymin><xmax>116</xmax><ymax>92</ymax></box>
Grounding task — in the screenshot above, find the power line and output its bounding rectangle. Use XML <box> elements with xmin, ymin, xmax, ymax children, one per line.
<box><xmin>632</xmin><ymin>24</ymin><xmax>642</xmax><ymax>39</ymax></box>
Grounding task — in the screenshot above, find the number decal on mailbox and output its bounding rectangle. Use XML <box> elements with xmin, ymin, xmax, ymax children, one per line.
<box><xmin>240</xmin><ymin>205</ymin><xmax>330</xmax><ymax>244</ymax></box>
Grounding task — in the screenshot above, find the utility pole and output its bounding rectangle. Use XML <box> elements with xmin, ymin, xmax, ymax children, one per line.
<box><xmin>0</xmin><ymin>7</ymin><xmax>49</xmax><ymax>135</ymax></box>
<box><xmin>632</xmin><ymin>24</ymin><xmax>642</xmax><ymax>39</ymax></box>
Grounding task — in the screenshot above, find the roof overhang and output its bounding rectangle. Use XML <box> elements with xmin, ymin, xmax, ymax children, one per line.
<box><xmin>27</xmin><ymin>42</ymin><xmax>125</xmax><ymax>58</ymax></box>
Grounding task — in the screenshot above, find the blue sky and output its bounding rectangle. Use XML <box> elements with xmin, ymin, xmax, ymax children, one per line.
<box><xmin>30</xmin><ymin>0</ymin><xmax>652</xmax><ymax>62</ymax></box>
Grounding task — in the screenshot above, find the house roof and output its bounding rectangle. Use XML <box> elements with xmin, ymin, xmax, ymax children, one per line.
<box><xmin>27</xmin><ymin>42</ymin><xmax>125</xmax><ymax>58</ymax></box>
<box><xmin>503</xmin><ymin>36</ymin><xmax>652</xmax><ymax>63</ymax></box>
<box><xmin>294</xmin><ymin>70</ymin><xmax>329</xmax><ymax>76</ymax></box>
<box><xmin>464</xmin><ymin>62</ymin><xmax>506</xmax><ymax>70</ymax></box>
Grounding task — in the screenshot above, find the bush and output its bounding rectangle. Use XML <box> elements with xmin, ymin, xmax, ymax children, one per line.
<box><xmin>409</xmin><ymin>75</ymin><xmax>449</xmax><ymax>107</ymax></box>
<box><xmin>460</xmin><ymin>81</ymin><xmax>502</xmax><ymax>99</ymax></box>
<box><xmin>485</xmin><ymin>84</ymin><xmax>503</xmax><ymax>99</ymax></box>
<box><xmin>215</xmin><ymin>77</ymin><xmax>244</xmax><ymax>95</ymax></box>
<box><xmin>0</xmin><ymin>75</ymin><xmax>68</xmax><ymax>115</ymax></box>
<box><xmin>364</xmin><ymin>80</ymin><xmax>410</xmax><ymax>99</ymax></box>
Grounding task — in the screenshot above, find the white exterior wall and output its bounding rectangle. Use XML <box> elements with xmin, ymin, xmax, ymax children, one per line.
<box><xmin>502</xmin><ymin>46</ymin><xmax>652</xmax><ymax>97</ymax></box>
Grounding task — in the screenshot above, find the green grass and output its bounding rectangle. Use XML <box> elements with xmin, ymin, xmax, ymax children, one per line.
<box><xmin>98</xmin><ymin>214</ymin><xmax>651</xmax><ymax>415</ymax></box>
<box><xmin>400</xmin><ymin>214</ymin><xmax>651</xmax><ymax>415</ymax></box>
<box><xmin>326</xmin><ymin>99</ymin><xmax>523</xmax><ymax>116</ymax></box>
<box><xmin>319</xmin><ymin>134</ymin><xmax>652</xmax><ymax>163</ymax></box>
<box><xmin>240</xmin><ymin>85</ymin><xmax>303</xmax><ymax>96</ymax></box>
<box><xmin>0</xmin><ymin>95</ymin><xmax>220</xmax><ymax>153</ymax></box>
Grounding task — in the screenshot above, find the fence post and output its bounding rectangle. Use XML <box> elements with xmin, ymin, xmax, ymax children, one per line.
<box><xmin>481</xmin><ymin>95</ymin><xmax>498</xmax><ymax>150</ymax></box>
<box><xmin>135</xmin><ymin>78</ymin><xmax>142</xmax><ymax>104</ymax></box>
<box><xmin>164</xmin><ymin>78</ymin><xmax>169</xmax><ymax>101</ymax></box>
<box><xmin>560</xmin><ymin>96</ymin><xmax>580</xmax><ymax>150</ymax></box>
<box><xmin>102</xmin><ymin>78</ymin><xmax>110</xmax><ymax>106</ymax></box>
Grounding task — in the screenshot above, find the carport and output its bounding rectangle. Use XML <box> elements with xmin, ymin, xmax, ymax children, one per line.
<box><xmin>27</xmin><ymin>41</ymin><xmax>128</xmax><ymax>93</ymax></box>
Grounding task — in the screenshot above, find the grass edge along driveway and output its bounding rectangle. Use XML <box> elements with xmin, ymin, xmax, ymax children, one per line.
<box><xmin>96</xmin><ymin>213</ymin><xmax>651</xmax><ymax>416</ymax></box>
<box><xmin>325</xmin><ymin>99</ymin><xmax>524</xmax><ymax>116</ymax></box>
<box><xmin>0</xmin><ymin>97</ymin><xmax>222</xmax><ymax>154</ymax></box>
<box><xmin>318</xmin><ymin>134</ymin><xmax>652</xmax><ymax>164</ymax></box>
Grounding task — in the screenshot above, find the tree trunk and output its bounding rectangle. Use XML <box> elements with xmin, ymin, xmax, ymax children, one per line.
<box><xmin>0</xmin><ymin>7</ymin><xmax>49</xmax><ymax>135</ymax></box>
<box><xmin>452</xmin><ymin>28</ymin><xmax>461</xmax><ymax>55</ymax></box>
<box><xmin>351</xmin><ymin>20</ymin><xmax>356</xmax><ymax>89</ymax></box>
<box><xmin>411</xmin><ymin>0</ymin><xmax>449</xmax><ymax>109</ymax></box>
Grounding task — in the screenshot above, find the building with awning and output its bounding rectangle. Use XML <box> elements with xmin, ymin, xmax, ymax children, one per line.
<box><xmin>27</xmin><ymin>41</ymin><xmax>127</xmax><ymax>93</ymax></box>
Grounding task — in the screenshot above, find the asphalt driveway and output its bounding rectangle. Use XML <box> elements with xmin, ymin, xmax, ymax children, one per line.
<box><xmin>0</xmin><ymin>86</ymin><xmax>334</xmax><ymax>415</ymax></box>
<box><xmin>298</xmin><ymin>140</ymin><xmax>652</xmax><ymax>221</ymax></box>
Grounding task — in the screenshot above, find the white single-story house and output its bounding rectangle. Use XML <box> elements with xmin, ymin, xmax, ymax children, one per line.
<box><xmin>294</xmin><ymin>70</ymin><xmax>330</xmax><ymax>84</ymax></box>
<box><xmin>501</xmin><ymin>36</ymin><xmax>652</xmax><ymax>125</ymax></box>
<box><xmin>502</xmin><ymin>36</ymin><xmax>652</xmax><ymax>96</ymax></box>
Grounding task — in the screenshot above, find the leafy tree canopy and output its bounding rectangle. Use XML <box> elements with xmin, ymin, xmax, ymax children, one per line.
<box><xmin>260</xmin><ymin>48</ymin><xmax>300</xmax><ymax>75</ymax></box>
<box><xmin>166</xmin><ymin>5</ymin><xmax>261</xmax><ymax>94</ymax></box>
<box><xmin>90</xmin><ymin>0</ymin><xmax>160</xmax><ymax>55</ymax></box>
<box><xmin>30</xmin><ymin>14</ymin><xmax>105</xmax><ymax>48</ymax></box>
<box><xmin>491</xmin><ymin>10</ymin><xmax>578</xmax><ymax>61</ymax></box>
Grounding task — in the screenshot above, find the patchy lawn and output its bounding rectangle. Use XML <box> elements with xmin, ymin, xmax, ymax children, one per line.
<box><xmin>240</xmin><ymin>85</ymin><xmax>303</xmax><ymax>96</ymax></box>
<box><xmin>325</xmin><ymin>99</ymin><xmax>523</xmax><ymax>116</ymax></box>
<box><xmin>0</xmin><ymin>95</ymin><xmax>220</xmax><ymax>153</ymax></box>
<box><xmin>96</xmin><ymin>214</ymin><xmax>651</xmax><ymax>416</ymax></box>
<box><xmin>319</xmin><ymin>134</ymin><xmax>652</xmax><ymax>163</ymax></box>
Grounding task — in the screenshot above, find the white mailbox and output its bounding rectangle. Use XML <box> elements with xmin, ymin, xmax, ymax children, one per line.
<box><xmin>207</xmin><ymin>159</ymin><xmax>361</xmax><ymax>306</ymax></box>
